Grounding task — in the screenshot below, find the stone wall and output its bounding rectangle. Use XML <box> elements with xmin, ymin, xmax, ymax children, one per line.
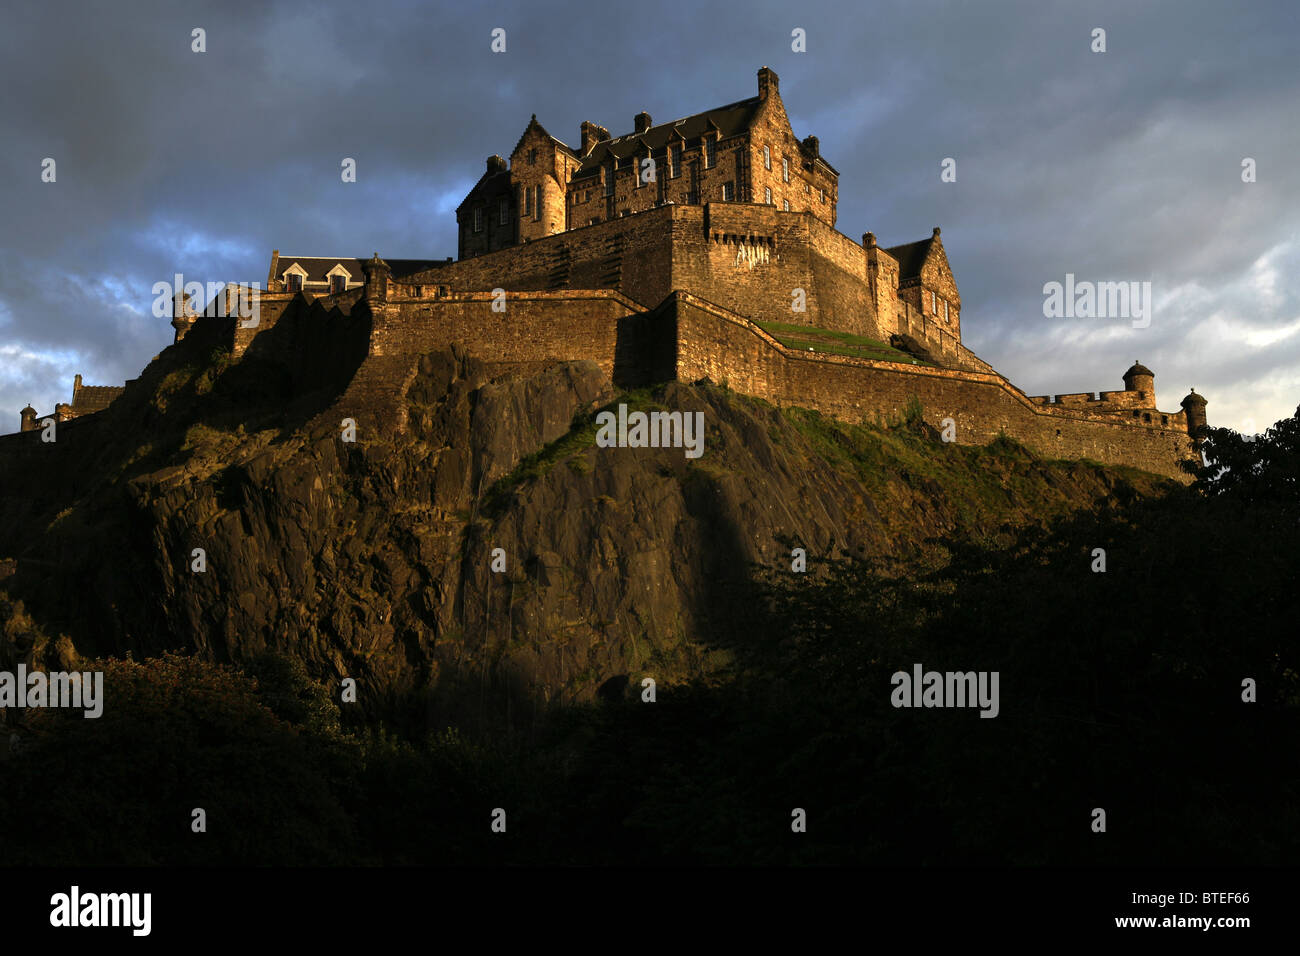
<box><xmin>409</xmin><ymin>202</ymin><xmax>887</xmax><ymax>341</ymax></box>
<box><xmin>669</xmin><ymin>292</ymin><xmax>1196</xmax><ymax>481</ymax></box>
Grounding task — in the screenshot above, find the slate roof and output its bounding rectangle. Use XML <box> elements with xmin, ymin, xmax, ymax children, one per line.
<box><xmin>71</xmin><ymin>385</ymin><xmax>124</xmax><ymax>415</ymax></box>
<box><xmin>571</xmin><ymin>96</ymin><xmax>763</xmax><ymax>179</ymax></box>
<box><xmin>275</xmin><ymin>257</ymin><xmax>448</xmax><ymax>282</ymax></box>
<box><xmin>884</xmin><ymin>237</ymin><xmax>936</xmax><ymax>282</ymax></box>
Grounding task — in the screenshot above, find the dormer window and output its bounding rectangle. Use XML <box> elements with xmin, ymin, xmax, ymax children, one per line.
<box><xmin>330</xmin><ymin>275</ymin><xmax>346</xmax><ymax>294</ymax></box>
<box><xmin>671</xmin><ymin>145</ymin><xmax>682</xmax><ymax>178</ymax></box>
<box><xmin>286</xmin><ymin>273</ymin><xmax>303</xmax><ymax>293</ymax></box>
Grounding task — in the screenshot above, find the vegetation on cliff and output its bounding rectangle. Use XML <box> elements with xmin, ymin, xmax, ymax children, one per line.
<box><xmin>0</xmin><ymin>337</ymin><xmax>1294</xmax><ymax>864</ymax></box>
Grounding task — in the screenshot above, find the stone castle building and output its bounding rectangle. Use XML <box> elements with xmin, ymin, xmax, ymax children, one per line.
<box><xmin>13</xmin><ymin>67</ymin><xmax>1209</xmax><ymax>480</ymax></box>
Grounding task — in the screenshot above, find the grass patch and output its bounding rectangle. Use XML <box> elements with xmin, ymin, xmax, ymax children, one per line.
<box><xmin>755</xmin><ymin>320</ymin><xmax>931</xmax><ymax>366</ymax></box>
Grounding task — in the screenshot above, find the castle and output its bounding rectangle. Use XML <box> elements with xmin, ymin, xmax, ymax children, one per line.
<box><xmin>14</xmin><ymin>67</ymin><xmax>1208</xmax><ymax>481</ymax></box>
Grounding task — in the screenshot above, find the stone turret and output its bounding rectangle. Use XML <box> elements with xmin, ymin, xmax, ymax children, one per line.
<box><xmin>1181</xmin><ymin>389</ymin><xmax>1208</xmax><ymax>437</ymax></box>
<box><xmin>363</xmin><ymin>253</ymin><xmax>391</xmax><ymax>304</ymax></box>
<box><xmin>1122</xmin><ymin>360</ymin><xmax>1156</xmax><ymax>407</ymax></box>
<box><xmin>19</xmin><ymin>404</ymin><xmax>36</xmax><ymax>433</ymax></box>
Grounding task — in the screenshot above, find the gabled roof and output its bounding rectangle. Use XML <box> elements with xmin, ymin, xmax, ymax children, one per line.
<box><xmin>884</xmin><ymin>237</ymin><xmax>935</xmax><ymax>282</ymax></box>
<box><xmin>275</xmin><ymin>257</ymin><xmax>447</xmax><ymax>282</ymax></box>
<box><xmin>509</xmin><ymin>114</ymin><xmax>579</xmax><ymax>162</ymax></box>
<box><xmin>571</xmin><ymin>96</ymin><xmax>763</xmax><ymax>179</ymax></box>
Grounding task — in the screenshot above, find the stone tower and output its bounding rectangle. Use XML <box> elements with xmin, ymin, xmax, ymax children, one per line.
<box><xmin>1122</xmin><ymin>361</ymin><xmax>1156</xmax><ymax>407</ymax></box>
<box><xmin>1181</xmin><ymin>389</ymin><xmax>1208</xmax><ymax>436</ymax></box>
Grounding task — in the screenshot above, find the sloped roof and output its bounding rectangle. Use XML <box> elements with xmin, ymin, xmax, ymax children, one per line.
<box><xmin>275</xmin><ymin>257</ymin><xmax>446</xmax><ymax>282</ymax></box>
<box><xmin>510</xmin><ymin>115</ymin><xmax>580</xmax><ymax>163</ymax></box>
<box><xmin>71</xmin><ymin>385</ymin><xmax>124</xmax><ymax>415</ymax></box>
<box><xmin>571</xmin><ymin>96</ymin><xmax>763</xmax><ymax>179</ymax></box>
<box><xmin>884</xmin><ymin>237</ymin><xmax>935</xmax><ymax>282</ymax></box>
<box><xmin>1124</xmin><ymin>361</ymin><xmax>1155</xmax><ymax>379</ymax></box>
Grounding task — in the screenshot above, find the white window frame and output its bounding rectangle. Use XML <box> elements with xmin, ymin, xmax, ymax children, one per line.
<box><xmin>763</xmin><ymin>145</ymin><xmax>771</xmax><ymax>170</ymax></box>
<box><xmin>764</xmin><ymin>187</ymin><xmax>772</xmax><ymax>205</ymax></box>
<box><xmin>473</xmin><ymin>207</ymin><xmax>483</xmax><ymax>233</ymax></box>
<box><xmin>782</xmin><ymin>157</ymin><xmax>789</xmax><ymax>182</ymax></box>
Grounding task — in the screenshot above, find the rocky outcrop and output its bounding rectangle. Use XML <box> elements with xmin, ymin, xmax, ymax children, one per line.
<box><xmin>0</xmin><ymin>331</ymin><xmax>1172</xmax><ymax>721</ymax></box>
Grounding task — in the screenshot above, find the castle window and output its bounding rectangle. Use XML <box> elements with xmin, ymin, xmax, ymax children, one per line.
<box><xmin>671</xmin><ymin>145</ymin><xmax>682</xmax><ymax>178</ymax></box>
<box><xmin>1162</xmin><ymin>416</ymin><xmax>1169</xmax><ymax>425</ymax></box>
<box><xmin>782</xmin><ymin>157</ymin><xmax>789</xmax><ymax>182</ymax></box>
<box><xmin>804</xmin><ymin>183</ymin><xmax>810</xmax><ymax>194</ymax></box>
<box><xmin>931</xmin><ymin>290</ymin><xmax>937</xmax><ymax>313</ymax></box>
<box><xmin>1143</xmin><ymin>413</ymin><xmax>1152</xmax><ymax>423</ymax></box>
<box><xmin>620</xmin><ymin>209</ymin><xmax>630</xmax><ymax>217</ymax></box>
<box><xmin>528</xmin><ymin>148</ymin><xmax>537</xmax><ymax>165</ymax></box>
<box><xmin>605</xmin><ymin>164</ymin><xmax>614</xmax><ymax>196</ymax></box>
<box><xmin>534</xmin><ymin>185</ymin><xmax>542</xmax><ymax>220</ymax></box>
<box><xmin>764</xmin><ymin>187</ymin><xmax>772</xmax><ymax>205</ymax></box>
<box><xmin>723</xmin><ymin>182</ymin><xmax>735</xmax><ymax>201</ymax></box>
<box><xmin>589</xmin><ymin>217</ymin><xmax>599</xmax><ymax>225</ymax></box>
<box><xmin>525</xmin><ymin>187</ymin><xmax>532</xmax><ymax>216</ymax></box>
<box><xmin>943</xmin><ymin>299</ymin><xmax>949</xmax><ymax>322</ymax></box>
<box><xmin>286</xmin><ymin>273</ymin><xmax>303</xmax><ymax>293</ymax></box>
<box><xmin>330</xmin><ymin>275</ymin><xmax>346</xmax><ymax>294</ymax></box>
<box><xmin>585</xmin><ymin>190</ymin><xmax>591</xmax><ymax>202</ymax></box>
<box><xmin>473</xmin><ymin>207</ymin><xmax>483</xmax><ymax>233</ymax></box>
<box><xmin>783</xmin><ymin>199</ymin><xmax>790</xmax><ymax>211</ymax></box>
<box><xmin>762</xmin><ymin>145</ymin><xmax>771</xmax><ymax>170</ymax></box>
<box><xmin>819</xmin><ymin>189</ymin><xmax>825</xmax><ymax>202</ymax></box>
<box><xmin>705</xmin><ymin>137</ymin><xmax>716</xmax><ymax>168</ymax></box>
<box><xmin>499</xmin><ymin>196</ymin><xmax>509</xmax><ymax>225</ymax></box>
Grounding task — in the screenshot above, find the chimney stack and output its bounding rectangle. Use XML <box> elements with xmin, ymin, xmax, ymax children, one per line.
<box><xmin>634</xmin><ymin>111</ymin><xmax>652</xmax><ymax>133</ymax></box>
<box><xmin>581</xmin><ymin>121</ymin><xmax>610</xmax><ymax>155</ymax></box>
<box><xmin>758</xmin><ymin>66</ymin><xmax>779</xmax><ymax>100</ymax></box>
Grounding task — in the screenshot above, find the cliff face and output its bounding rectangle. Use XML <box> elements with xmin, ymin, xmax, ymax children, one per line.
<box><xmin>0</xmin><ymin>319</ymin><xmax>1173</xmax><ymax>721</ymax></box>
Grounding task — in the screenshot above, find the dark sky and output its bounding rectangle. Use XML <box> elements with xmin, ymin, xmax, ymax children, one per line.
<box><xmin>2</xmin><ymin>0</ymin><xmax>1296</xmax><ymax>434</ymax></box>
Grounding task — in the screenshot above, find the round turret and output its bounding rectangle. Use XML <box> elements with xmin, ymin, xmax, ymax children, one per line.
<box><xmin>19</xmin><ymin>404</ymin><xmax>36</xmax><ymax>433</ymax></box>
<box><xmin>1180</xmin><ymin>388</ymin><xmax>1208</xmax><ymax>437</ymax></box>
<box><xmin>1123</xmin><ymin>358</ymin><xmax>1154</xmax><ymax>403</ymax></box>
